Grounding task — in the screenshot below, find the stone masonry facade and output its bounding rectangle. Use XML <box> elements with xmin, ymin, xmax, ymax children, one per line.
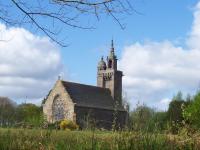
<box><xmin>43</xmin><ymin>80</ymin><xmax>75</xmax><ymax>123</ymax></box>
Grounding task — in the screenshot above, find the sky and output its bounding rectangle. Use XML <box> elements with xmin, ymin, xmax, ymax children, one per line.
<box><xmin>0</xmin><ymin>0</ymin><xmax>200</xmax><ymax>110</ymax></box>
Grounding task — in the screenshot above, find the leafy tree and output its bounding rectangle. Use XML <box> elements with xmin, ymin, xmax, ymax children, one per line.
<box><xmin>129</xmin><ymin>104</ymin><xmax>155</xmax><ymax>131</ymax></box>
<box><xmin>165</xmin><ymin>91</ymin><xmax>192</xmax><ymax>134</ymax></box>
<box><xmin>16</xmin><ymin>103</ymin><xmax>43</xmax><ymax>127</ymax></box>
<box><xmin>183</xmin><ymin>92</ymin><xmax>200</xmax><ymax>128</ymax></box>
<box><xmin>173</xmin><ymin>91</ymin><xmax>183</xmax><ymax>101</ymax></box>
<box><xmin>0</xmin><ymin>97</ymin><xmax>16</xmax><ymax>127</ymax></box>
<box><xmin>167</xmin><ymin>100</ymin><xmax>185</xmax><ymax>124</ymax></box>
<box><xmin>0</xmin><ymin>99</ymin><xmax>45</xmax><ymax>128</ymax></box>
<box><xmin>186</xmin><ymin>94</ymin><xmax>192</xmax><ymax>102</ymax></box>
<box><xmin>167</xmin><ymin>91</ymin><xmax>190</xmax><ymax>124</ymax></box>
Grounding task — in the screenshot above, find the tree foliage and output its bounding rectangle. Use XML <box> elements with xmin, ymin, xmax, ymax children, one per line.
<box><xmin>151</xmin><ymin>111</ymin><xmax>168</xmax><ymax>131</ymax></box>
<box><xmin>129</xmin><ymin>104</ymin><xmax>155</xmax><ymax>131</ymax></box>
<box><xmin>129</xmin><ymin>104</ymin><xmax>168</xmax><ymax>132</ymax></box>
<box><xmin>167</xmin><ymin>91</ymin><xmax>190</xmax><ymax>125</ymax></box>
<box><xmin>183</xmin><ymin>92</ymin><xmax>200</xmax><ymax>128</ymax></box>
<box><xmin>0</xmin><ymin>97</ymin><xmax>16</xmax><ymax>126</ymax></box>
<box><xmin>0</xmin><ymin>98</ymin><xmax>43</xmax><ymax>128</ymax></box>
<box><xmin>16</xmin><ymin>103</ymin><xmax>43</xmax><ymax>127</ymax></box>
<box><xmin>167</xmin><ymin>100</ymin><xmax>185</xmax><ymax>124</ymax></box>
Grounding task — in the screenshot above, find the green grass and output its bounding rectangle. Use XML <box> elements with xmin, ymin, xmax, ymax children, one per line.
<box><xmin>0</xmin><ymin>128</ymin><xmax>199</xmax><ymax>150</ymax></box>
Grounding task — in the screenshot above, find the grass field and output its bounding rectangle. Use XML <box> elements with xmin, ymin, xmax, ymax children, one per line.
<box><xmin>0</xmin><ymin>128</ymin><xmax>200</xmax><ymax>150</ymax></box>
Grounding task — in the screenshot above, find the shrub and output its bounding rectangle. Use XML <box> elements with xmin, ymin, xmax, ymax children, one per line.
<box><xmin>129</xmin><ymin>104</ymin><xmax>155</xmax><ymax>131</ymax></box>
<box><xmin>60</xmin><ymin>120</ymin><xmax>79</xmax><ymax>130</ymax></box>
<box><xmin>183</xmin><ymin>92</ymin><xmax>200</xmax><ymax>129</ymax></box>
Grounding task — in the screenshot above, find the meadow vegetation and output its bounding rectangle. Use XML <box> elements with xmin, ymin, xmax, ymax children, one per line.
<box><xmin>1</xmin><ymin>91</ymin><xmax>200</xmax><ymax>149</ymax></box>
<box><xmin>1</xmin><ymin>128</ymin><xmax>200</xmax><ymax>150</ymax></box>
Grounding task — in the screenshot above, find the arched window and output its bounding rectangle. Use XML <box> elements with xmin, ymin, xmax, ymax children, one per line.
<box><xmin>52</xmin><ymin>95</ymin><xmax>65</xmax><ymax>121</ymax></box>
<box><xmin>108</xmin><ymin>59</ymin><xmax>112</xmax><ymax>68</ymax></box>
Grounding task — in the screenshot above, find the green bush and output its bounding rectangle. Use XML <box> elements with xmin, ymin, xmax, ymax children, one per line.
<box><xmin>183</xmin><ymin>92</ymin><xmax>200</xmax><ymax>129</ymax></box>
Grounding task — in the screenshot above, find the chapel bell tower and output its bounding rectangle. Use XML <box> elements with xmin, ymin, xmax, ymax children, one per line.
<box><xmin>97</xmin><ymin>40</ymin><xmax>123</xmax><ymax>105</ymax></box>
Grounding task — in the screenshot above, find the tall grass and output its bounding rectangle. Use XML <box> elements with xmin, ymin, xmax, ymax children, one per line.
<box><xmin>0</xmin><ymin>128</ymin><xmax>199</xmax><ymax>150</ymax></box>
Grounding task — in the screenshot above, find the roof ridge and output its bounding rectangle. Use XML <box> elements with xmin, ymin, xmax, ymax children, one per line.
<box><xmin>60</xmin><ymin>80</ymin><xmax>124</xmax><ymax>111</ymax></box>
<box><xmin>61</xmin><ymin>80</ymin><xmax>109</xmax><ymax>90</ymax></box>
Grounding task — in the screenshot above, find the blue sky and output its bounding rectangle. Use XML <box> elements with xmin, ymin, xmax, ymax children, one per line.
<box><xmin>60</xmin><ymin>0</ymin><xmax>198</xmax><ymax>84</ymax></box>
<box><xmin>0</xmin><ymin>0</ymin><xmax>200</xmax><ymax>110</ymax></box>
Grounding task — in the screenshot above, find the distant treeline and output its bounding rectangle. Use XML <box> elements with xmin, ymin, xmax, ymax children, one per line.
<box><xmin>128</xmin><ymin>91</ymin><xmax>200</xmax><ymax>133</ymax></box>
<box><xmin>1</xmin><ymin>91</ymin><xmax>200</xmax><ymax>133</ymax></box>
<box><xmin>0</xmin><ymin>97</ymin><xmax>43</xmax><ymax>128</ymax></box>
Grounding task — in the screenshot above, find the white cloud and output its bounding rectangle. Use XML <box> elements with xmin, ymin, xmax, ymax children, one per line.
<box><xmin>158</xmin><ymin>98</ymin><xmax>171</xmax><ymax>111</ymax></box>
<box><xmin>119</xmin><ymin>1</ymin><xmax>200</xmax><ymax>110</ymax></box>
<box><xmin>187</xmin><ymin>2</ymin><xmax>200</xmax><ymax>49</ymax></box>
<box><xmin>0</xmin><ymin>24</ymin><xmax>62</xmax><ymax>103</ymax></box>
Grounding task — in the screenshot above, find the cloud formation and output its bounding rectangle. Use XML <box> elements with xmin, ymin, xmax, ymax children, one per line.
<box><xmin>187</xmin><ymin>2</ymin><xmax>200</xmax><ymax>49</ymax></box>
<box><xmin>0</xmin><ymin>24</ymin><xmax>62</xmax><ymax>103</ymax></box>
<box><xmin>119</xmin><ymin>1</ymin><xmax>200</xmax><ymax>110</ymax></box>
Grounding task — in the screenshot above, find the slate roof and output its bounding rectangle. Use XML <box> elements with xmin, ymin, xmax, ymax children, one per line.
<box><xmin>61</xmin><ymin>81</ymin><xmax>125</xmax><ymax>111</ymax></box>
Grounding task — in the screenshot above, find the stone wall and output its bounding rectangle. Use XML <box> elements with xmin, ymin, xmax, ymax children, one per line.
<box><xmin>43</xmin><ymin>80</ymin><xmax>74</xmax><ymax>123</ymax></box>
<box><xmin>114</xmin><ymin>71</ymin><xmax>123</xmax><ymax>105</ymax></box>
<box><xmin>75</xmin><ymin>105</ymin><xmax>127</xmax><ymax>129</ymax></box>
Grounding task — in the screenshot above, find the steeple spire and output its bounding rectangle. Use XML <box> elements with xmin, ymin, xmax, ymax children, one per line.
<box><xmin>111</xmin><ymin>39</ymin><xmax>114</xmax><ymax>53</ymax></box>
<box><xmin>109</xmin><ymin>39</ymin><xmax>116</xmax><ymax>60</ymax></box>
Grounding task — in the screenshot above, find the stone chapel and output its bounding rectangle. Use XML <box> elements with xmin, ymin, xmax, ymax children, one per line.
<box><xmin>43</xmin><ymin>40</ymin><xmax>127</xmax><ymax>129</ymax></box>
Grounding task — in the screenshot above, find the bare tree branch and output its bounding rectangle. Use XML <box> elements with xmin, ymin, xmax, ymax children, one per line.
<box><xmin>0</xmin><ymin>0</ymin><xmax>134</xmax><ymax>46</ymax></box>
<box><xmin>11</xmin><ymin>0</ymin><xmax>67</xmax><ymax>47</ymax></box>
